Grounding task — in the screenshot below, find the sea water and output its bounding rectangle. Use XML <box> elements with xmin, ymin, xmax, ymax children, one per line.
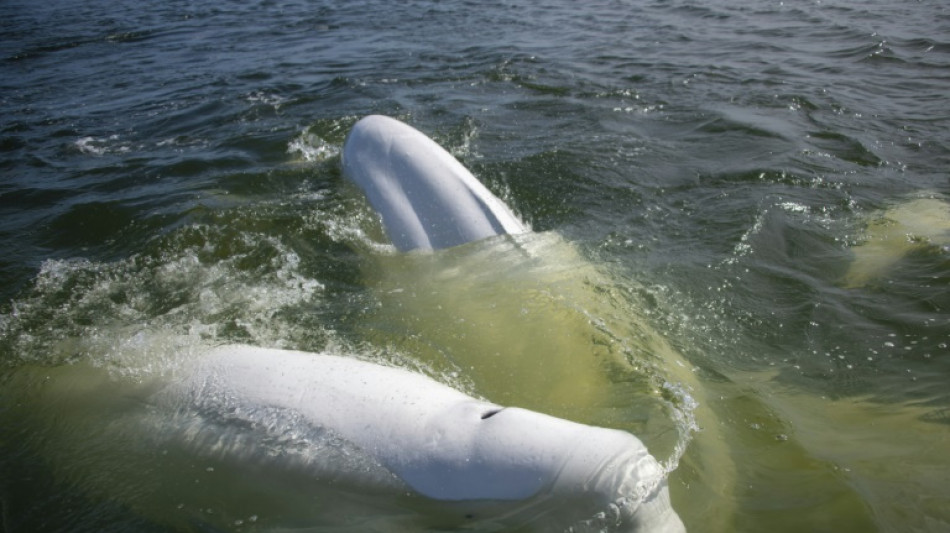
<box><xmin>1</xmin><ymin>0</ymin><xmax>948</xmax><ymax>531</ymax></box>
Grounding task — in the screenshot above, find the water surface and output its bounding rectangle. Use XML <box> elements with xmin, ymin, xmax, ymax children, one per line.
<box><xmin>2</xmin><ymin>0</ymin><xmax>949</xmax><ymax>531</ymax></box>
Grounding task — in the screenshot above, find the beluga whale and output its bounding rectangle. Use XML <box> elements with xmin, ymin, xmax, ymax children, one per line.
<box><xmin>842</xmin><ymin>193</ymin><xmax>950</xmax><ymax>288</ymax></box>
<box><xmin>4</xmin><ymin>343</ymin><xmax>682</xmax><ymax>531</ymax></box>
<box><xmin>340</xmin><ymin>115</ymin><xmax>719</xmax><ymax>528</ymax></box>
<box><xmin>0</xmin><ymin>115</ymin><xmax>692</xmax><ymax>532</ymax></box>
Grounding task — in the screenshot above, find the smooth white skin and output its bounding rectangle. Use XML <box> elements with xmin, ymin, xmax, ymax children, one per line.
<box><xmin>342</xmin><ymin>115</ymin><xmax>526</xmax><ymax>251</ymax></box>
<box><xmin>3</xmin><ymin>344</ymin><xmax>683</xmax><ymax>531</ymax></box>
<box><xmin>182</xmin><ymin>346</ymin><xmax>671</xmax><ymax>512</ymax></box>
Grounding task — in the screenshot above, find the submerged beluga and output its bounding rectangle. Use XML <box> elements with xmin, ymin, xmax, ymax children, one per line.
<box><xmin>842</xmin><ymin>194</ymin><xmax>950</xmax><ymax>288</ymax></box>
<box><xmin>0</xmin><ymin>115</ymin><xmax>694</xmax><ymax>532</ymax></box>
<box><xmin>341</xmin><ymin>115</ymin><xmax>735</xmax><ymax>530</ymax></box>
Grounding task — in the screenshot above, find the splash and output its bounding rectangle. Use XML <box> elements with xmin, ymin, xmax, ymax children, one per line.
<box><xmin>0</xmin><ymin>224</ymin><xmax>327</xmax><ymax>373</ymax></box>
<box><xmin>74</xmin><ymin>134</ymin><xmax>134</xmax><ymax>156</ymax></box>
<box><xmin>287</xmin><ymin>131</ymin><xmax>340</xmax><ymax>162</ymax></box>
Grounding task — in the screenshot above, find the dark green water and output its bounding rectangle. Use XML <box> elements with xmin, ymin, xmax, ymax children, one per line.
<box><xmin>2</xmin><ymin>0</ymin><xmax>949</xmax><ymax>531</ymax></box>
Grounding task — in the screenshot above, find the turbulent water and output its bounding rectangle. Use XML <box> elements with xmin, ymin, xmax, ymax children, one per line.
<box><xmin>2</xmin><ymin>0</ymin><xmax>949</xmax><ymax>531</ymax></box>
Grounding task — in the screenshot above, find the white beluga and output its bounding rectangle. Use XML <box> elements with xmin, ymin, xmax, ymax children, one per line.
<box><xmin>843</xmin><ymin>194</ymin><xmax>950</xmax><ymax>288</ymax></box>
<box><xmin>179</xmin><ymin>346</ymin><xmax>681</xmax><ymax>530</ymax></box>
<box><xmin>6</xmin><ymin>344</ymin><xmax>683</xmax><ymax>532</ymax></box>
<box><xmin>341</xmin><ymin>115</ymin><xmax>710</xmax><ymax>529</ymax></box>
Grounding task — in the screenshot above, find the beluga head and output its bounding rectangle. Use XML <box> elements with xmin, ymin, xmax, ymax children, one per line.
<box><xmin>342</xmin><ymin>114</ymin><xmax>527</xmax><ymax>251</ymax></box>
<box><xmin>410</xmin><ymin>401</ymin><xmax>686</xmax><ymax>532</ymax></box>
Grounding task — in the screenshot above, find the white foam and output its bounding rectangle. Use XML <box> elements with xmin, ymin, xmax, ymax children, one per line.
<box><xmin>74</xmin><ymin>134</ymin><xmax>132</xmax><ymax>156</ymax></box>
<box><xmin>245</xmin><ymin>90</ymin><xmax>289</xmax><ymax>110</ymax></box>
<box><xmin>3</xmin><ymin>227</ymin><xmax>327</xmax><ymax>371</ymax></box>
<box><xmin>287</xmin><ymin>132</ymin><xmax>339</xmax><ymax>162</ymax></box>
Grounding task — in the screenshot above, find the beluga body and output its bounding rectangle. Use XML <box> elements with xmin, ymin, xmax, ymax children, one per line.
<box><xmin>176</xmin><ymin>346</ymin><xmax>683</xmax><ymax>531</ymax></box>
<box><xmin>340</xmin><ymin>114</ymin><xmax>690</xmax><ymax>530</ymax></box>
<box><xmin>5</xmin><ymin>344</ymin><xmax>683</xmax><ymax>531</ymax></box>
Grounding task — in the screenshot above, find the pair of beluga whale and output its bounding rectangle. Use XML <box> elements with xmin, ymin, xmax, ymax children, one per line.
<box><xmin>7</xmin><ymin>116</ymin><xmax>690</xmax><ymax>531</ymax></box>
